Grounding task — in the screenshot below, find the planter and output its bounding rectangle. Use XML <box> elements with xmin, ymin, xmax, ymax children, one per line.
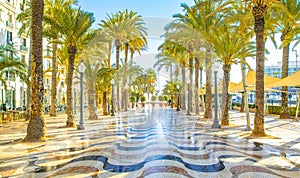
<box><xmin>142</xmin><ymin>103</ymin><xmax>145</xmax><ymax>107</ymax></box>
<box><xmin>164</xmin><ymin>103</ymin><xmax>168</xmax><ymax>107</ymax></box>
<box><xmin>159</xmin><ymin>103</ymin><xmax>163</xmax><ymax>107</ymax></box>
<box><xmin>131</xmin><ymin>102</ymin><xmax>135</xmax><ymax>108</ymax></box>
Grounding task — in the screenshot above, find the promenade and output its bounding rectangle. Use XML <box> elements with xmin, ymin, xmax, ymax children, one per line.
<box><xmin>0</xmin><ymin>107</ymin><xmax>299</xmax><ymax>177</ymax></box>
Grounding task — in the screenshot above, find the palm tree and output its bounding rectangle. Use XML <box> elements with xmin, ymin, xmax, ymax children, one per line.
<box><xmin>244</xmin><ymin>0</ymin><xmax>280</xmax><ymax>137</ymax></box>
<box><xmin>97</xmin><ymin>67</ymin><xmax>115</xmax><ymax>116</ymax></box>
<box><xmin>44</xmin><ymin>6</ymin><xmax>95</xmax><ymax>127</ymax></box>
<box><xmin>271</xmin><ymin>0</ymin><xmax>300</xmax><ymax>119</ymax></box>
<box><xmin>23</xmin><ymin>0</ymin><xmax>45</xmax><ymax>142</ymax></box>
<box><xmin>81</xmin><ymin>60</ymin><xmax>100</xmax><ymax>120</ymax></box>
<box><xmin>44</xmin><ymin>0</ymin><xmax>78</xmax><ymax>117</ymax></box>
<box><xmin>0</xmin><ymin>45</ymin><xmax>27</xmax><ymax>86</ymax></box>
<box><xmin>208</xmin><ymin>20</ymin><xmax>255</xmax><ymax>126</ymax></box>
<box><xmin>16</xmin><ymin>2</ymin><xmax>32</xmax><ymax>120</ymax></box>
<box><xmin>174</xmin><ymin>1</ymin><xmax>230</xmax><ymax>119</ymax></box>
<box><xmin>100</xmin><ymin>10</ymin><xmax>147</xmax><ymax>111</ymax></box>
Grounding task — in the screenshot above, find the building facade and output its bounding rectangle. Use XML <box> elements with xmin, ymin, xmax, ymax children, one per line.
<box><xmin>0</xmin><ymin>0</ymin><xmax>66</xmax><ymax>111</ymax></box>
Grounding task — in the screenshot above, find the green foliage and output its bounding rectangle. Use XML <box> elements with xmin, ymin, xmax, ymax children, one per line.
<box><xmin>158</xmin><ymin>95</ymin><xmax>164</xmax><ymax>101</ymax></box>
<box><xmin>130</xmin><ymin>96</ymin><xmax>136</xmax><ymax>102</ymax></box>
<box><xmin>268</xmin><ymin>106</ymin><xmax>297</xmax><ymax>116</ymax></box>
<box><xmin>151</xmin><ymin>95</ymin><xmax>156</xmax><ymax>101</ymax></box>
<box><xmin>163</xmin><ymin>95</ymin><xmax>168</xmax><ymax>101</ymax></box>
<box><xmin>140</xmin><ymin>95</ymin><xmax>146</xmax><ymax>102</ymax></box>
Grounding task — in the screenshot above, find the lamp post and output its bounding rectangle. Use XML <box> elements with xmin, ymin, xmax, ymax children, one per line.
<box><xmin>125</xmin><ymin>84</ymin><xmax>128</xmax><ymax>111</ymax></box>
<box><xmin>292</xmin><ymin>49</ymin><xmax>298</xmax><ymax>70</ymax></box>
<box><xmin>74</xmin><ymin>88</ymin><xmax>76</xmax><ymax>114</ymax></box>
<box><xmin>212</xmin><ymin>64</ymin><xmax>220</xmax><ymax>128</ymax></box>
<box><xmin>176</xmin><ymin>84</ymin><xmax>180</xmax><ymax>111</ymax></box>
<box><xmin>187</xmin><ymin>79</ymin><xmax>191</xmax><ymax>115</ymax></box>
<box><xmin>77</xmin><ymin>61</ymin><xmax>85</xmax><ymax>130</ymax></box>
<box><xmin>111</xmin><ymin>79</ymin><xmax>115</xmax><ymax>116</ymax></box>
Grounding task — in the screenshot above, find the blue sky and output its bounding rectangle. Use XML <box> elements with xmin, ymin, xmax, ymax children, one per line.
<box><xmin>78</xmin><ymin>0</ymin><xmax>194</xmax><ymax>25</ymax></box>
<box><xmin>77</xmin><ymin>0</ymin><xmax>299</xmax><ymax>83</ymax></box>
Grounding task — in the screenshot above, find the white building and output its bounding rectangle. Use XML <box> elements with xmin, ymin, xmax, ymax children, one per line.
<box><xmin>0</xmin><ymin>0</ymin><xmax>66</xmax><ymax>111</ymax></box>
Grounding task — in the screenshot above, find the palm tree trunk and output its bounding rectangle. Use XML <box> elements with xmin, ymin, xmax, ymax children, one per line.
<box><xmin>252</xmin><ymin>6</ymin><xmax>266</xmax><ymax>137</ymax></box>
<box><xmin>221</xmin><ymin>64</ymin><xmax>231</xmax><ymax>126</ymax></box>
<box><xmin>102</xmin><ymin>92</ymin><xmax>108</xmax><ymax>115</ymax></box>
<box><xmin>181</xmin><ymin>64</ymin><xmax>186</xmax><ymax>110</ymax></box>
<box><xmin>242</xmin><ymin>62</ymin><xmax>251</xmax><ymax>130</ymax></box>
<box><xmin>26</xmin><ymin>39</ymin><xmax>32</xmax><ymax>121</ymax></box>
<box><xmin>200</xmin><ymin>66</ymin><xmax>204</xmax><ymax>112</ymax></box>
<box><xmin>24</xmin><ymin>0</ymin><xmax>46</xmax><ymax>142</ymax></box>
<box><xmin>66</xmin><ymin>45</ymin><xmax>77</xmax><ymax>127</ymax></box>
<box><xmin>188</xmin><ymin>51</ymin><xmax>193</xmax><ymax>113</ymax></box>
<box><xmin>116</xmin><ymin>45</ymin><xmax>121</xmax><ymax>112</ymax></box>
<box><xmin>195</xmin><ymin>57</ymin><xmax>200</xmax><ymax>115</ymax></box>
<box><xmin>88</xmin><ymin>89</ymin><xmax>98</xmax><ymax>120</ymax></box>
<box><xmin>122</xmin><ymin>43</ymin><xmax>129</xmax><ymax>110</ymax></box>
<box><xmin>279</xmin><ymin>40</ymin><xmax>290</xmax><ymax>119</ymax></box>
<box><xmin>204</xmin><ymin>57</ymin><xmax>212</xmax><ymax>119</ymax></box>
<box><xmin>50</xmin><ymin>42</ymin><xmax>57</xmax><ymax>116</ymax></box>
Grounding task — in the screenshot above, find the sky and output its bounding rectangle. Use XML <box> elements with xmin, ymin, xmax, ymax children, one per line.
<box><xmin>77</xmin><ymin>0</ymin><xmax>299</xmax><ymax>84</ymax></box>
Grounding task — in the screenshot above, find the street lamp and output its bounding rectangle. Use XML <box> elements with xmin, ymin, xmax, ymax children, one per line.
<box><xmin>186</xmin><ymin>79</ymin><xmax>191</xmax><ymax>116</ymax></box>
<box><xmin>176</xmin><ymin>84</ymin><xmax>180</xmax><ymax>111</ymax></box>
<box><xmin>124</xmin><ymin>84</ymin><xmax>128</xmax><ymax>111</ymax></box>
<box><xmin>111</xmin><ymin>79</ymin><xmax>115</xmax><ymax>116</ymax></box>
<box><xmin>292</xmin><ymin>48</ymin><xmax>298</xmax><ymax>70</ymax></box>
<box><xmin>77</xmin><ymin>60</ymin><xmax>85</xmax><ymax>130</ymax></box>
<box><xmin>212</xmin><ymin>63</ymin><xmax>221</xmax><ymax>128</ymax></box>
<box><xmin>74</xmin><ymin>88</ymin><xmax>76</xmax><ymax>114</ymax></box>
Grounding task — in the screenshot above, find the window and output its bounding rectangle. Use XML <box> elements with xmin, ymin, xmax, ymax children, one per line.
<box><xmin>8</xmin><ymin>14</ymin><xmax>12</xmax><ymax>23</ymax></box>
<box><xmin>7</xmin><ymin>31</ymin><xmax>12</xmax><ymax>44</ymax></box>
<box><xmin>22</xmin><ymin>38</ymin><xmax>26</xmax><ymax>46</ymax></box>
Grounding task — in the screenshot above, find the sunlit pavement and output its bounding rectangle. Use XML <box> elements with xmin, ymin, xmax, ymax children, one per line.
<box><xmin>0</xmin><ymin>106</ymin><xmax>299</xmax><ymax>177</ymax></box>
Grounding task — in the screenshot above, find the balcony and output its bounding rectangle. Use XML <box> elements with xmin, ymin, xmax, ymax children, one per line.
<box><xmin>20</xmin><ymin>45</ymin><xmax>28</xmax><ymax>52</ymax></box>
<box><xmin>6</xmin><ymin>21</ymin><xmax>13</xmax><ymax>28</ymax></box>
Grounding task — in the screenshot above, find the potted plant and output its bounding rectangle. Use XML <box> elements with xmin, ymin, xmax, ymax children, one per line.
<box><xmin>140</xmin><ymin>95</ymin><xmax>146</xmax><ymax>107</ymax></box>
<box><xmin>151</xmin><ymin>95</ymin><xmax>156</xmax><ymax>108</ymax></box>
<box><xmin>158</xmin><ymin>95</ymin><xmax>163</xmax><ymax>107</ymax></box>
<box><xmin>164</xmin><ymin>95</ymin><xmax>169</xmax><ymax>107</ymax></box>
<box><xmin>130</xmin><ymin>96</ymin><xmax>136</xmax><ymax>108</ymax></box>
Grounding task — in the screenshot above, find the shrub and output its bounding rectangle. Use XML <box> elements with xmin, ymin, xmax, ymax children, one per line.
<box><xmin>158</xmin><ymin>95</ymin><xmax>163</xmax><ymax>101</ymax></box>
<box><xmin>268</xmin><ymin>106</ymin><xmax>297</xmax><ymax>116</ymax></box>
<box><xmin>141</xmin><ymin>96</ymin><xmax>146</xmax><ymax>102</ymax></box>
<box><xmin>151</xmin><ymin>95</ymin><xmax>156</xmax><ymax>101</ymax></box>
<box><xmin>130</xmin><ymin>96</ymin><xmax>136</xmax><ymax>103</ymax></box>
<box><xmin>163</xmin><ymin>95</ymin><xmax>168</xmax><ymax>101</ymax></box>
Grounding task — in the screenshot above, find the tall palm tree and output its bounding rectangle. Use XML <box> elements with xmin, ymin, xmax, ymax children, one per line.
<box><xmin>174</xmin><ymin>0</ymin><xmax>231</xmax><ymax>119</ymax></box>
<box><xmin>23</xmin><ymin>0</ymin><xmax>45</xmax><ymax>142</ymax></box>
<box><xmin>245</xmin><ymin>0</ymin><xmax>280</xmax><ymax>137</ymax></box>
<box><xmin>100</xmin><ymin>10</ymin><xmax>147</xmax><ymax>111</ymax></box>
<box><xmin>208</xmin><ymin>21</ymin><xmax>255</xmax><ymax>126</ymax></box>
<box><xmin>81</xmin><ymin>60</ymin><xmax>100</xmax><ymax>120</ymax></box>
<box><xmin>44</xmin><ymin>6</ymin><xmax>95</xmax><ymax>127</ymax></box>
<box><xmin>271</xmin><ymin>0</ymin><xmax>300</xmax><ymax>119</ymax></box>
<box><xmin>44</xmin><ymin>0</ymin><xmax>78</xmax><ymax>117</ymax></box>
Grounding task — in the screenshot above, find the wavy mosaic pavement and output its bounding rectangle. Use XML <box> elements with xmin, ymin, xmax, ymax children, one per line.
<box><xmin>0</xmin><ymin>109</ymin><xmax>299</xmax><ymax>177</ymax></box>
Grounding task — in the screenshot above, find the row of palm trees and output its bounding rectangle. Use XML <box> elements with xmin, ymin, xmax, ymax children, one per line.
<box><xmin>15</xmin><ymin>0</ymin><xmax>300</xmax><ymax>141</ymax></box>
<box><xmin>19</xmin><ymin>0</ymin><xmax>149</xmax><ymax>141</ymax></box>
<box><xmin>156</xmin><ymin>0</ymin><xmax>299</xmax><ymax>137</ymax></box>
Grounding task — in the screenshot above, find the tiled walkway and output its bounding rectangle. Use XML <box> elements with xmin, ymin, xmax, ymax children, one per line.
<box><xmin>0</xmin><ymin>108</ymin><xmax>299</xmax><ymax>177</ymax></box>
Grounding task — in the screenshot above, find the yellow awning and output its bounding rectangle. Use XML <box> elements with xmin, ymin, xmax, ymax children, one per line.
<box><xmin>266</xmin><ymin>70</ymin><xmax>300</xmax><ymax>88</ymax></box>
<box><xmin>228</xmin><ymin>70</ymin><xmax>281</xmax><ymax>93</ymax></box>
